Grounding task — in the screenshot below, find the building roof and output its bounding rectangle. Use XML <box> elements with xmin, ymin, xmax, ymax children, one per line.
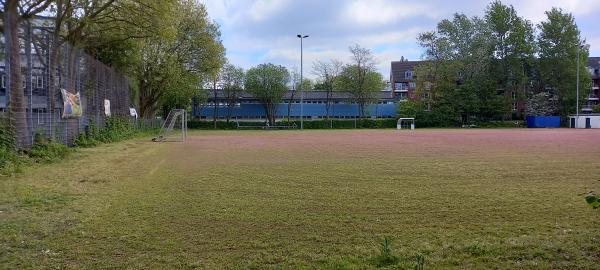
<box><xmin>390</xmin><ymin>60</ymin><xmax>425</xmax><ymax>82</ymax></box>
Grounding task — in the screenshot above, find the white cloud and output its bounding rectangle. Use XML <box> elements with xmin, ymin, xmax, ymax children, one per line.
<box><xmin>506</xmin><ymin>0</ymin><xmax>600</xmax><ymax>23</ymax></box>
<box><xmin>247</xmin><ymin>0</ymin><xmax>290</xmax><ymax>22</ymax></box>
<box><xmin>342</xmin><ymin>0</ymin><xmax>438</xmax><ymax>26</ymax></box>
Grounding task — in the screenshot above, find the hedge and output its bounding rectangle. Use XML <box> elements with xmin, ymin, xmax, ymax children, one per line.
<box><xmin>187</xmin><ymin>119</ymin><xmax>398</xmax><ymax>129</ymax></box>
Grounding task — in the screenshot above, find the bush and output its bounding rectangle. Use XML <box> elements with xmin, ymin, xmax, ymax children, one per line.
<box><xmin>75</xmin><ymin>117</ymin><xmax>137</xmax><ymax>147</ymax></box>
<box><xmin>476</xmin><ymin>120</ymin><xmax>524</xmax><ymax>128</ymax></box>
<box><xmin>27</xmin><ymin>134</ymin><xmax>70</xmax><ymax>163</ymax></box>
<box><xmin>187</xmin><ymin>119</ymin><xmax>398</xmax><ymax>130</ymax></box>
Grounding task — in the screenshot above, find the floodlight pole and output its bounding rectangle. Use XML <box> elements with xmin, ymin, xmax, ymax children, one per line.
<box><xmin>576</xmin><ymin>45</ymin><xmax>580</xmax><ymax>128</ymax></box>
<box><xmin>297</xmin><ymin>34</ymin><xmax>309</xmax><ymax>130</ymax></box>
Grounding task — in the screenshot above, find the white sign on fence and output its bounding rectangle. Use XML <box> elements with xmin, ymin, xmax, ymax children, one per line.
<box><xmin>104</xmin><ymin>99</ymin><xmax>111</xmax><ymax>116</ymax></box>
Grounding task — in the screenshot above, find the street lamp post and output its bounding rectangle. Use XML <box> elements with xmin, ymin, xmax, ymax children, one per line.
<box><xmin>297</xmin><ymin>34</ymin><xmax>308</xmax><ymax>130</ymax></box>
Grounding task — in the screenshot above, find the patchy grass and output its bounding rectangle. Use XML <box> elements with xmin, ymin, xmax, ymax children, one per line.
<box><xmin>1</xmin><ymin>129</ymin><xmax>600</xmax><ymax>269</ymax></box>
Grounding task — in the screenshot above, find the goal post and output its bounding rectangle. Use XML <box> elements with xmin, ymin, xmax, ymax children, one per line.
<box><xmin>397</xmin><ymin>118</ymin><xmax>415</xmax><ymax>130</ymax></box>
<box><xmin>153</xmin><ymin>109</ymin><xmax>187</xmax><ymax>142</ymax></box>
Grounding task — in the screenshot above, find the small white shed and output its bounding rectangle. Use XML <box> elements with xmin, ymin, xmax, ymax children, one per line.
<box><xmin>569</xmin><ymin>115</ymin><xmax>600</xmax><ymax>128</ymax></box>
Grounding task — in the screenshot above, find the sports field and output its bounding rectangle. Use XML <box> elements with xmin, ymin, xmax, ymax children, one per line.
<box><xmin>1</xmin><ymin>129</ymin><xmax>600</xmax><ymax>269</ymax></box>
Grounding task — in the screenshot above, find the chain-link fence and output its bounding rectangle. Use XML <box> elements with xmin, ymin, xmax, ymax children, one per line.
<box><xmin>1</xmin><ymin>18</ymin><xmax>132</xmax><ymax>147</ymax></box>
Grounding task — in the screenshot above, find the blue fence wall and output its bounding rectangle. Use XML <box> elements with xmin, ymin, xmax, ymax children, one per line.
<box><xmin>526</xmin><ymin>116</ymin><xmax>561</xmax><ymax>128</ymax></box>
<box><xmin>193</xmin><ymin>103</ymin><xmax>398</xmax><ymax>119</ymax></box>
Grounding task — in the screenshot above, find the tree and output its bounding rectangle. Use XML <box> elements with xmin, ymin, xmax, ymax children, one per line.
<box><xmin>1</xmin><ymin>0</ymin><xmax>52</xmax><ymax>146</ymax></box>
<box><xmin>245</xmin><ymin>63</ymin><xmax>290</xmax><ymax>125</ymax></box>
<box><xmin>335</xmin><ymin>45</ymin><xmax>385</xmax><ymax>117</ymax></box>
<box><xmin>538</xmin><ymin>8</ymin><xmax>589</xmax><ymax>120</ymax></box>
<box><xmin>134</xmin><ymin>0</ymin><xmax>225</xmax><ymax>118</ymax></box>
<box><xmin>312</xmin><ymin>59</ymin><xmax>343</xmax><ymax>120</ymax></box>
<box><xmin>485</xmin><ymin>1</ymin><xmax>535</xmax><ymax>115</ymax></box>
<box><xmin>220</xmin><ymin>63</ymin><xmax>245</xmax><ymax>123</ymax></box>
<box><xmin>286</xmin><ymin>67</ymin><xmax>300</xmax><ymax>124</ymax></box>
<box><xmin>525</xmin><ymin>92</ymin><xmax>558</xmax><ymax>116</ymax></box>
<box><xmin>416</xmin><ymin>12</ymin><xmax>510</xmax><ymax>124</ymax></box>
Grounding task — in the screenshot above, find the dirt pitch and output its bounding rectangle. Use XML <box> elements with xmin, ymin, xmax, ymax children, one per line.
<box><xmin>2</xmin><ymin>129</ymin><xmax>600</xmax><ymax>269</ymax></box>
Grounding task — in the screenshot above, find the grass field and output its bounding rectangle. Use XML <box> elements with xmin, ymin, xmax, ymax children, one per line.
<box><xmin>1</xmin><ymin>129</ymin><xmax>600</xmax><ymax>269</ymax></box>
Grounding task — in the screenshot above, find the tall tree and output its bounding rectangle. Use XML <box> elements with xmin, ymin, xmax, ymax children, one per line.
<box><xmin>417</xmin><ymin>12</ymin><xmax>510</xmax><ymax>124</ymax></box>
<box><xmin>245</xmin><ymin>63</ymin><xmax>289</xmax><ymax>125</ymax></box>
<box><xmin>135</xmin><ymin>0</ymin><xmax>225</xmax><ymax>118</ymax></box>
<box><xmin>485</xmin><ymin>1</ymin><xmax>535</xmax><ymax>115</ymax></box>
<box><xmin>312</xmin><ymin>59</ymin><xmax>343</xmax><ymax>120</ymax></box>
<box><xmin>538</xmin><ymin>8</ymin><xmax>589</xmax><ymax>119</ymax></box>
<box><xmin>1</xmin><ymin>0</ymin><xmax>52</xmax><ymax>146</ymax></box>
<box><xmin>335</xmin><ymin>45</ymin><xmax>385</xmax><ymax>117</ymax></box>
<box><xmin>220</xmin><ymin>63</ymin><xmax>245</xmax><ymax>123</ymax></box>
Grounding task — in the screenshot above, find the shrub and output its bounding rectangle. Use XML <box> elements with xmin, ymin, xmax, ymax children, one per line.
<box><xmin>27</xmin><ymin>133</ymin><xmax>70</xmax><ymax>163</ymax></box>
<box><xmin>585</xmin><ymin>192</ymin><xmax>599</xmax><ymax>209</ymax></box>
<box><xmin>75</xmin><ymin>117</ymin><xmax>138</xmax><ymax>147</ymax></box>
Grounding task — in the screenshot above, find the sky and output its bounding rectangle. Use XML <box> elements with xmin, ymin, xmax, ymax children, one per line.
<box><xmin>202</xmin><ymin>0</ymin><xmax>600</xmax><ymax>81</ymax></box>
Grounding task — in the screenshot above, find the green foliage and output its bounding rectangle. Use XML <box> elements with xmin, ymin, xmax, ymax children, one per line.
<box><xmin>0</xmin><ymin>117</ymin><xmax>23</xmax><ymax>175</ymax></box>
<box><xmin>592</xmin><ymin>105</ymin><xmax>600</xmax><ymax>113</ymax></box>
<box><xmin>374</xmin><ymin>236</ymin><xmax>399</xmax><ymax>267</ymax></box>
<box><xmin>526</xmin><ymin>92</ymin><xmax>558</xmax><ymax>116</ymax></box>
<box><xmin>245</xmin><ymin>63</ymin><xmax>290</xmax><ymax>125</ymax></box>
<box><xmin>187</xmin><ymin>119</ymin><xmax>398</xmax><ymax>130</ymax></box>
<box><xmin>414</xmin><ymin>255</ymin><xmax>425</xmax><ymax>270</ymax></box>
<box><xmin>538</xmin><ymin>8</ymin><xmax>589</xmax><ymax>119</ymax></box>
<box><xmin>75</xmin><ymin>117</ymin><xmax>138</xmax><ymax>147</ymax></box>
<box><xmin>415</xmin><ymin>2</ymin><xmax>588</xmax><ymax>126</ymax></box>
<box><xmin>397</xmin><ymin>100</ymin><xmax>419</xmax><ymax>118</ymax></box>
<box><xmin>476</xmin><ymin>120</ymin><xmax>523</xmax><ymax>128</ymax></box>
<box><xmin>584</xmin><ymin>192</ymin><xmax>599</xmax><ymax>209</ymax></box>
<box><xmin>27</xmin><ymin>134</ymin><xmax>70</xmax><ymax>163</ymax></box>
<box><xmin>0</xmin><ymin>116</ymin><xmax>17</xmax><ymax>151</ymax></box>
<box><xmin>335</xmin><ymin>45</ymin><xmax>386</xmax><ymax>117</ymax></box>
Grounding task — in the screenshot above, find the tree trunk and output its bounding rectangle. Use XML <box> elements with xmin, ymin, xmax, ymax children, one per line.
<box><xmin>4</xmin><ymin>0</ymin><xmax>30</xmax><ymax>147</ymax></box>
<box><xmin>287</xmin><ymin>87</ymin><xmax>296</xmax><ymax>124</ymax></box>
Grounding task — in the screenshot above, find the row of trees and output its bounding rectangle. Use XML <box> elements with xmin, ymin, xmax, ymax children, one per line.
<box><xmin>208</xmin><ymin>44</ymin><xmax>386</xmax><ymax>126</ymax></box>
<box><xmin>1</xmin><ymin>0</ymin><xmax>225</xmax><ymax>146</ymax></box>
<box><xmin>401</xmin><ymin>1</ymin><xmax>589</xmax><ymax>126</ymax></box>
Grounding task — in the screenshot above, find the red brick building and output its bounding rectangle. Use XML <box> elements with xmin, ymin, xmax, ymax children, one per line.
<box><xmin>583</xmin><ymin>57</ymin><xmax>600</xmax><ymax>113</ymax></box>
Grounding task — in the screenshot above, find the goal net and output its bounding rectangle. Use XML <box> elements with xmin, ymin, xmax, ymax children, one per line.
<box><xmin>153</xmin><ymin>109</ymin><xmax>187</xmax><ymax>142</ymax></box>
<box><xmin>397</xmin><ymin>118</ymin><xmax>415</xmax><ymax>130</ymax></box>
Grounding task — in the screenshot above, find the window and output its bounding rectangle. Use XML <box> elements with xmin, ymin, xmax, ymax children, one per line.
<box><xmin>405</xmin><ymin>70</ymin><xmax>412</xmax><ymax>79</ymax></box>
<box><xmin>511</xmin><ymin>91</ymin><xmax>516</xmax><ymax>100</ymax></box>
<box><xmin>424</xmin><ymin>82</ymin><xmax>432</xmax><ymax>90</ymax></box>
<box><xmin>1</xmin><ymin>75</ymin><xmax>5</xmax><ymax>88</ymax></box>
<box><xmin>36</xmin><ymin>76</ymin><xmax>44</xmax><ymax>89</ymax></box>
<box><xmin>512</xmin><ymin>102</ymin><xmax>517</xmax><ymax>111</ymax></box>
<box><xmin>409</xmin><ymin>82</ymin><xmax>416</xmax><ymax>88</ymax></box>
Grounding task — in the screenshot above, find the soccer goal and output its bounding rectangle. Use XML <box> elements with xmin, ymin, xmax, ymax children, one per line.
<box><xmin>397</xmin><ymin>118</ymin><xmax>415</xmax><ymax>130</ymax></box>
<box><xmin>153</xmin><ymin>109</ymin><xmax>187</xmax><ymax>142</ymax></box>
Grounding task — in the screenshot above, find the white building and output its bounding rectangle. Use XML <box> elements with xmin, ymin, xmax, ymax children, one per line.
<box><xmin>569</xmin><ymin>114</ymin><xmax>600</xmax><ymax>128</ymax></box>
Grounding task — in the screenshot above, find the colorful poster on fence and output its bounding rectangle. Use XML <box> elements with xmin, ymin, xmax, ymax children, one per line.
<box><xmin>104</xmin><ymin>99</ymin><xmax>111</xmax><ymax>116</ymax></box>
<box><xmin>60</xmin><ymin>89</ymin><xmax>82</xmax><ymax>118</ymax></box>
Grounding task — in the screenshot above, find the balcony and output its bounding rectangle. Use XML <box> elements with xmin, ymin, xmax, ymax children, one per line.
<box><xmin>585</xmin><ymin>94</ymin><xmax>599</xmax><ymax>101</ymax></box>
<box><xmin>582</xmin><ymin>105</ymin><xmax>594</xmax><ymax>112</ymax></box>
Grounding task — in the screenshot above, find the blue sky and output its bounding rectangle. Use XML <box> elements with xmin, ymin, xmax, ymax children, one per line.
<box><xmin>203</xmin><ymin>0</ymin><xmax>600</xmax><ymax>80</ymax></box>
